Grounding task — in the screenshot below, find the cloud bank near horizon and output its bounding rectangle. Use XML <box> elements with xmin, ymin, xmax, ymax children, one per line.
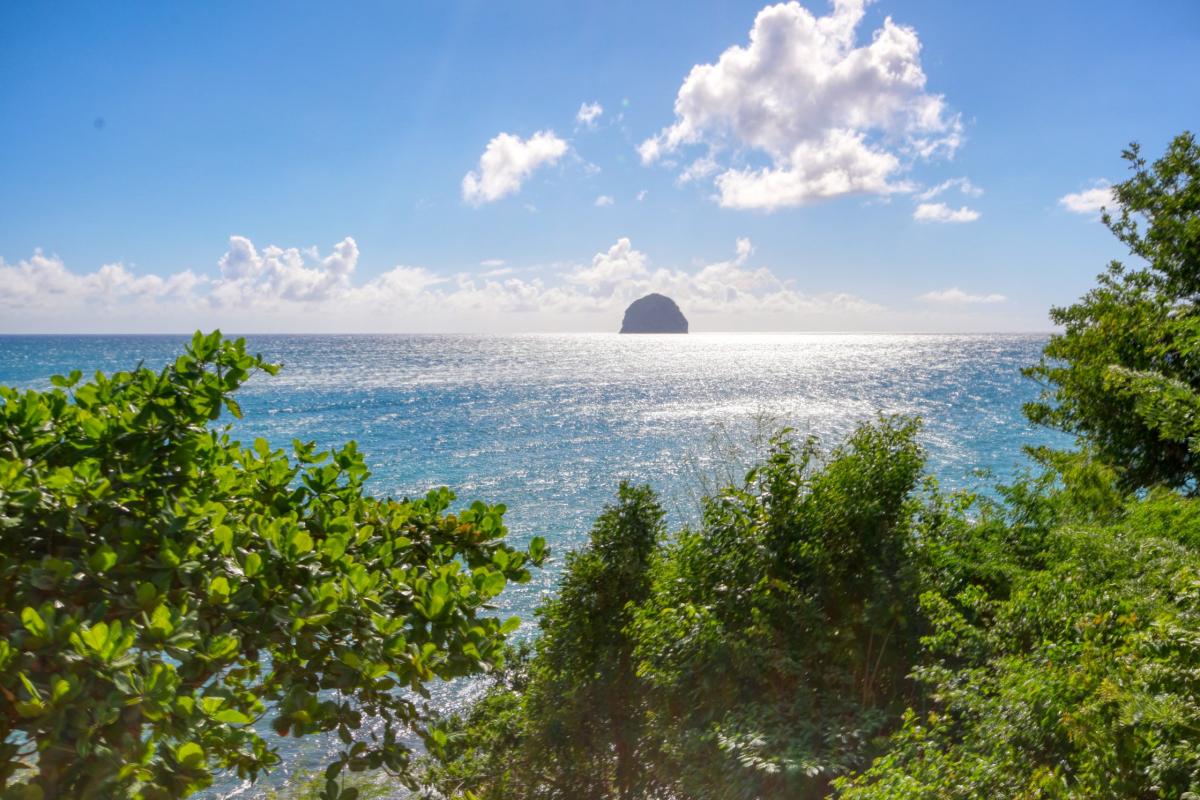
<box><xmin>0</xmin><ymin>236</ymin><xmax>1021</xmax><ymax>333</ymax></box>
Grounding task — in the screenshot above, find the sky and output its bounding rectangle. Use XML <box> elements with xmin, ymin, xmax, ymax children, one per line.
<box><xmin>1</xmin><ymin>0</ymin><xmax>1198</xmax><ymax>333</ymax></box>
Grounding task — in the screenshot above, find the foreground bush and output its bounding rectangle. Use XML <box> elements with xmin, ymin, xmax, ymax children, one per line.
<box><xmin>420</xmin><ymin>429</ymin><xmax>1200</xmax><ymax>800</ymax></box>
<box><xmin>0</xmin><ymin>332</ymin><xmax>544</xmax><ymax>799</ymax></box>
<box><xmin>418</xmin><ymin>418</ymin><xmax>935</xmax><ymax>799</ymax></box>
<box><xmin>413</xmin><ymin>483</ymin><xmax>665</xmax><ymax>800</ymax></box>
<box><xmin>838</xmin><ymin>482</ymin><xmax>1200</xmax><ymax>798</ymax></box>
<box><xmin>631</xmin><ymin>419</ymin><xmax>928</xmax><ymax>799</ymax></box>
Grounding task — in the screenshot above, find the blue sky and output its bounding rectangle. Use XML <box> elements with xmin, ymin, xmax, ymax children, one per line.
<box><xmin>1</xmin><ymin>0</ymin><xmax>1197</xmax><ymax>332</ymax></box>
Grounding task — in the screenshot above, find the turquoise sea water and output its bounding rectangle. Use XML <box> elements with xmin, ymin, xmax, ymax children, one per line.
<box><xmin>0</xmin><ymin>333</ymin><xmax>1066</xmax><ymax>796</ymax></box>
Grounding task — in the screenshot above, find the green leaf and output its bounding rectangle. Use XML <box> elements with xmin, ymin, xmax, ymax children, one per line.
<box><xmin>214</xmin><ymin>708</ymin><xmax>253</xmax><ymax>724</ymax></box>
<box><xmin>79</xmin><ymin>622</ymin><xmax>109</xmax><ymax>656</ymax></box>
<box><xmin>89</xmin><ymin>545</ymin><xmax>118</xmax><ymax>573</ymax></box>
<box><xmin>209</xmin><ymin>576</ymin><xmax>231</xmax><ymax>604</ymax></box>
<box><xmin>136</xmin><ymin>581</ymin><xmax>158</xmax><ymax>608</ymax></box>
<box><xmin>175</xmin><ymin>741</ymin><xmax>206</xmax><ymax>769</ymax></box>
<box><xmin>529</xmin><ymin>536</ymin><xmax>547</xmax><ymax>563</ymax></box>
<box><xmin>292</xmin><ymin>531</ymin><xmax>314</xmax><ymax>556</ymax></box>
<box><xmin>213</xmin><ymin>525</ymin><xmax>233</xmax><ymax>555</ymax></box>
<box><xmin>21</xmin><ymin>607</ymin><xmax>48</xmax><ymax>638</ymax></box>
<box><xmin>482</xmin><ymin>571</ymin><xmax>507</xmax><ymax>596</ymax></box>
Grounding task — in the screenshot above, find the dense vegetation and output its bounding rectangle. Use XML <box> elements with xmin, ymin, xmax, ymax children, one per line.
<box><xmin>1</xmin><ymin>132</ymin><xmax>1196</xmax><ymax>799</ymax></box>
<box><xmin>1026</xmin><ymin>131</ymin><xmax>1200</xmax><ymax>490</ymax></box>
<box><xmin>0</xmin><ymin>333</ymin><xmax>544</xmax><ymax>799</ymax></box>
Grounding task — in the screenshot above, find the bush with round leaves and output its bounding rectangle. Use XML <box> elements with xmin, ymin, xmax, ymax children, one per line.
<box><xmin>0</xmin><ymin>331</ymin><xmax>545</xmax><ymax>799</ymax></box>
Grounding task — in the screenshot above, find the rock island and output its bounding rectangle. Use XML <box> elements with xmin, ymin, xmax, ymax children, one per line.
<box><xmin>619</xmin><ymin>293</ymin><xmax>688</xmax><ymax>334</ymax></box>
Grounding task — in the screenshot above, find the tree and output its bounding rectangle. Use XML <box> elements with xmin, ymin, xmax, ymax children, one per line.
<box><xmin>416</xmin><ymin>482</ymin><xmax>665</xmax><ymax>800</ymax></box>
<box><xmin>524</xmin><ymin>482</ymin><xmax>663</xmax><ymax>800</ymax></box>
<box><xmin>630</xmin><ymin>418</ymin><xmax>929</xmax><ymax>799</ymax></box>
<box><xmin>836</xmin><ymin>479</ymin><xmax>1200</xmax><ymax>799</ymax></box>
<box><xmin>1026</xmin><ymin>132</ymin><xmax>1200</xmax><ymax>490</ymax></box>
<box><xmin>0</xmin><ymin>332</ymin><xmax>544</xmax><ymax>799</ymax></box>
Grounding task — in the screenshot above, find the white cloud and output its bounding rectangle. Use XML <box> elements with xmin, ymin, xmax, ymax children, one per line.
<box><xmin>595</xmin><ymin>194</ymin><xmax>615</xmax><ymax>207</ymax></box>
<box><xmin>636</xmin><ymin>189</ymin><xmax>648</xmax><ymax>202</ymax></box>
<box><xmin>636</xmin><ymin>137</ymin><xmax>663</xmax><ymax>166</ymax></box>
<box><xmin>1059</xmin><ymin>183</ymin><xmax>1115</xmax><ymax>215</ymax></box>
<box><xmin>919</xmin><ymin>287</ymin><xmax>1005</xmax><ymax>304</ymax></box>
<box><xmin>480</xmin><ymin>258</ymin><xmax>506</xmax><ymax>268</ymax></box>
<box><xmin>0</xmin><ymin>236</ymin><xmax>886</xmax><ymax>332</ymax></box>
<box><xmin>568</xmin><ymin>238</ymin><xmax>649</xmax><ymax>296</ymax></box>
<box><xmin>210</xmin><ymin>236</ymin><xmax>361</xmax><ymax>307</ymax></box>
<box><xmin>0</xmin><ymin>249</ymin><xmax>203</xmax><ymax>310</ymax></box>
<box><xmin>913</xmin><ymin>202</ymin><xmax>979</xmax><ymax>223</ymax></box>
<box><xmin>735</xmin><ymin>237</ymin><xmax>754</xmax><ymax>261</ymax></box>
<box><xmin>916</xmin><ymin>177</ymin><xmax>982</xmax><ymax>201</ymax></box>
<box><xmin>640</xmin><ymin>0</ymin><xmax>962</xmax><ymax>209</ymax></box>
<box><xmin>576</xmin><ymin>102</ymin><xmax>604</xmax><ymax>127</ymax></box>
<box><xmin>557</xmin><ymin>236</ymin><xmax>880</xmax><ymax>321</ymax></box>
<box><xmin>678</xmin><ymin>155</ymin><xmax>719</xmax><ymax>184</ymax></box>
<box><xmin>462</xmin><ymin>130</ymin><xmax>568</xmax><ymax>205</ymax></box>
<box><xmin>717</xmin><ymin>130</ymin><xmax>909</xmax><ymax>209</ymax></box>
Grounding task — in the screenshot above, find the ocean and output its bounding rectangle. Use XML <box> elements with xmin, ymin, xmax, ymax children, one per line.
<box><xmin>0</xmin><ymin>332</ymin><xmax>1067</xmax><ymax>796</ymax></box>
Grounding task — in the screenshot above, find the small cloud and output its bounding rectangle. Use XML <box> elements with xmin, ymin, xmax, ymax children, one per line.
<box><xmin>1059</xmin><ymin>182</ymin><xmax>1114</xmax><ymax>215</ymax></box>
<box><xmin>576</xmin><ymin>101</ymin><xmax>604</xmax><ymax>127</ymax></box>
<box><xmin>678</xmin><ymin>155</ymin><xmax>719</xmax><ymax>185</ymax></box>
<box><xmin>636</xmin><ymin>189</ymin><xmax>648</xmax><ymax>202</ymax></box>
<box><xmin>480</xmin><ymin>259</ymin><xmax>506</xmax><ymax>268</ymax></box>
<box><xmin>916</xmin><ymin>177</ymin><xmax>982</xmax><ymax>201</ymax></box>
<box><xmin>480</xmin><ymin>266</ymin><xmax>514</xmax><ymax>278</ymax></box>
<box><xmin>919</xmin><ymin>287</ymin><xmax>1006</xmax><ymax>304</ymax></box>
<box><xmin>735</xmin><ymin>237</ymin><xmax>754</xmax><ymax>263</ymax></box>
<box><xmin>595</xmin><ymin>195</ymin><xmax>615</xmax><ymax>207</ymax></box>
<box><xmin>913</xmin><ymin>202</ymin><xmax>980</xmax><ymax>223</ymax></box>
<box><xmin>462</xmin><ymin>130</ymin><xmax>568</xmax><ymax>205</ymax></box>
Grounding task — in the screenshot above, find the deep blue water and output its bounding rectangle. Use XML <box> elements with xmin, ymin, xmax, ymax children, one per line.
<box><xmin>0</xmin><ymin>333</ymin><xmax>1065</xmax><ymax>797</ymax></box>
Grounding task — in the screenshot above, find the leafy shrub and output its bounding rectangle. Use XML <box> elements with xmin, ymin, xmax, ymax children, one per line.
<box><xmin>0</xmin><ymin>332</ymin><xmax>543</xmax><ymax>799</ymax></box>
<box><xmin>416</xmin><ymin>482</ymin><xmax>665</xmax><ymax>800</ymax></box>
<box><xmin>419</xmin><ymin>418</ymin><xmax>933</xmax><ymax>800</ymax></box>
<box><xmin>837</xmin><ymin>487</ymin><xmax>1200</xmax><ymax>799</ymax></box>
<box><xmin>631</xmin><ymin>417</ymin><xmax>929</xmax><ymax>799</ymax></box>
<box><xmin>1026</xmin><ymin>132</ymin><xmax>1200</xmax><ymax>491</ymax></box>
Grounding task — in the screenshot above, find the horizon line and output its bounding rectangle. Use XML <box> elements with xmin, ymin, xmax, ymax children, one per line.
<box><xmin>0</xmin><ymin>330</ymin><xmax>1058</xmax><ymax>337</ymax></box>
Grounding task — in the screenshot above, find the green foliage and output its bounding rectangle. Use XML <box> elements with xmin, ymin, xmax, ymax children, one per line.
<box><xmin>0</xmin><ymin>331</ymin><xmax>544</xmax><ymax>799</ymax></box>
<box><xmin>410</xmin><ymin>647</ymin><xmax>532</xmax><ymax>800</ymax></box>
<box><xmin>416</xmin><ymin>483</ymin><xmax>665</xmax><ymax>800</ymax></box>
<box><xmin>1026</xmin><ymin>132</ymin><xmax>1200</xmax><ymax>490</ymax></box>
<box><xmin>832</xmin><ymin>133</ymin><xmax>1200</xmax><ymax>798</ymax></box>
<box><xmin>526</xmin><ymin>482</ymin><xmax>662</xmax><ymax>799</ymax></box>
<box><xmin>631</xmin><ymin>417</ymin><xmax>927</xmax><ymax>799</ymax></box>
<box><xmin>420</xmin><ymin>419</ymin><xmax>931</xmax><ymax>800</ymax></box>
<box><xmin>417</xmin><ymin>376</ymin><xmax>1200</xmax><ymax>799</ymax></box>
<box><xmin>837</xmin><ymin>485</ymin><xmax>1200</xmax><ymax>799</ymax></box>
<box><xmin>262</xmin><ymin>769</ymin><xmax>393</xmax><ymax>800</ymax></box>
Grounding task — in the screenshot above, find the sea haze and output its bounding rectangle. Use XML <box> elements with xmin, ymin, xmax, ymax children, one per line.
<box><xmin>0</xmin><ymin>332</ymin><xmax>1067</xmax><ymax>795</ymax></box>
